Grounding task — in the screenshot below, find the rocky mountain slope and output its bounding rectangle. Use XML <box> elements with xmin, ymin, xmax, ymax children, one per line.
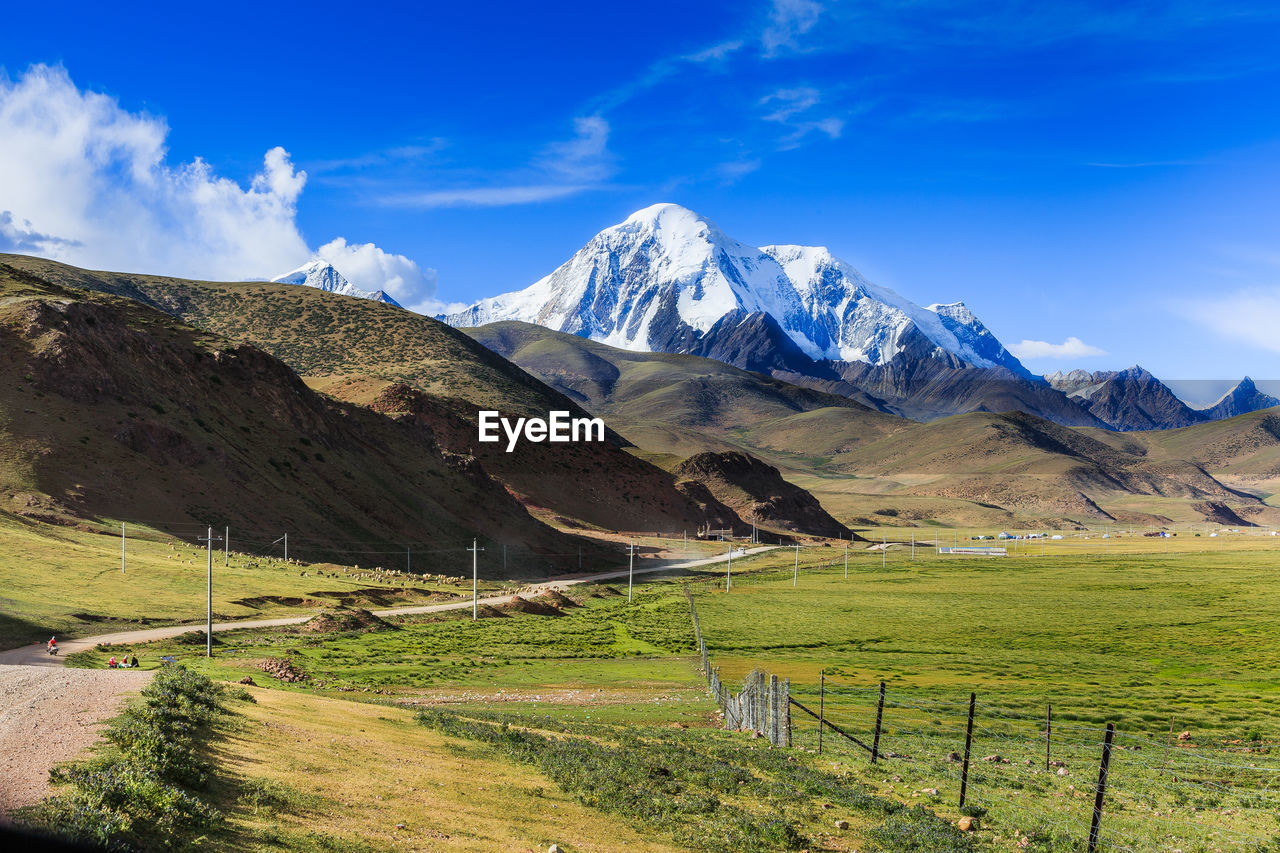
<box><xmin>1</xmin><ymin>254</ymin><xmax>745</xmax><ymax>536</ymax></box>
<box><xmin>469</xmin><ymin>321</ymin><xmax>1275</xmax><ymax>528</ymax></box>
<box><xmin>444</xmin><ymin>204</ymin><xmax>1112</xmax><ymax>425</ymax></box>
<box><xmin>0</xmin><ymin>262</ymin><xmax>591</xmax><ymax>569</ymax></box>
<box><xmin>672</xmin><ymin>452</ymin><xmax>855</xmax><ymax>539</ymax></box>
<box><xmin>1202</xmin><ymin>377</ymin><xmax>1280</xmax><ymax>421</ymax></box>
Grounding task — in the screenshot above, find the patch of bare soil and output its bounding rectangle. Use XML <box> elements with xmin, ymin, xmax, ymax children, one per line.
<box><xmin>496</xmin><ymin>595</ymin><xmax>565</xmax><ymax>617</ymax></box>
<box><xmin>257</xmin><ymin>657</ymin><xmax>308</xmax><ymax>683</ymax></box>
<box><xmin>0</xmin><ymin>664</ymin><xmax>152</xmax><ymax>817</ymax></box>
<box><xmin>300</xmin><ymin>607</ymin><xmax>389</xmax><ymax>634</ymax></box>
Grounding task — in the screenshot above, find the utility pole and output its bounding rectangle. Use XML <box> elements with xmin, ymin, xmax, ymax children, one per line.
<box><xmin>844</xmin><ymin>541</ymin><xmax>848</xmax><ymax>579</ymax></box>
<box><xmin>224</xmin><ymin>526</ymin><xmax>229</xmax><ymax>567</ymax></box>
<box><xmin>468</xmin><ymin>539</ymin><xmax>484</xmax><ymax>620</ymax></box>
<box><xmin>911</xmin><ymin>530</ymin><xmax>915</xmax><ymax>561</ymax></box>
<box><xmin>272</xmin><ymin>534</ymin><xmax>288</xmax><ymax>562</ymax></box>
<box><xmin>407</xmin><ymin>545</ymin><xmax>411</xmax><ymax>573</ymax></box>
<box><xmin>725</xmin><ymin>542</ymin><xmax>732</xmax><ymax>591</ymax></box>
<box><xmin>121</xmin><ymin>522</ymin><xmax>126</xmax><ymax>574</ymax></box>
<box><xmin>628</xmin><ymin>541</ymin><xmax>635</xmax><ymax>602</ymax></box>
<box><xmin>882</xmin><ymin>530</ymin><xmax>886</xmax><ymax>568</ymax></box>
<box><xmin>793</xmin><ymin>543</ymin><xmax>800</xmax><ymax>587</ymax></box>
<box><xmin>503</xmin><ymin>544</ymin><xmax>507</xmax><ymax>573</ymax></box>
<box><xmin>199</xmin><ymin>527</ymin><xmax>222</xmax><ymax>659</ymax></box>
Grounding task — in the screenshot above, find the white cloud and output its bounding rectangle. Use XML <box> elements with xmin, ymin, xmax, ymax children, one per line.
<box><xmin>1179</xmin><ymin>288</ymin><xmax>1280</xmax><ymax>353</ymax></box>
<box><xmin>0</xmin><ymin>65</ymin><xmax>445</xmax><ymax>310</ymax></box>
<box><xmin>1007</xmin><ymin>337</ymin><xmax>1110</xmax><ymax>360</ymax></box>
<box><xmin>0</xmin><ymin>64</ymin><xmax>309</xmax><ymax>281</ymax></box>
<box><xmin>314</xmin><ymin>237</ymin><xmax>446</xmax><ymax>313</ymax></box>
<box><xmin>762</xmin><ymin>0</ymin><xmax>824</xmax><ymax>56</ymax></box>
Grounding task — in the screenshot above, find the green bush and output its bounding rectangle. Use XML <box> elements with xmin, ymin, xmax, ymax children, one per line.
<box><xmin>22</xmin><ymin>664</ymin><xmax>227</xmax><ymax>850</ymax></box>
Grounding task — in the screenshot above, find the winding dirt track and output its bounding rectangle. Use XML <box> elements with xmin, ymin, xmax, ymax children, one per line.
<box><xmin>0</xmin><ymin>546</ymin><xmax>775</xmax><ymax>667</ymax></box>
<box><xmin>0</xmin><ymin>546</ymin><xmax>775</xmax><ymax>817</ymax></box>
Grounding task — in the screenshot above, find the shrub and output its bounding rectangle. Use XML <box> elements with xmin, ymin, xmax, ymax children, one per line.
<box><xmin>22</xmin><ymin>664</ymin><xmax>226</xmax><ymax>850</ymax></box>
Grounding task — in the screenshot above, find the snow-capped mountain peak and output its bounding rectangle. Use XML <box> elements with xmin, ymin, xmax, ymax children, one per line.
<box><xmin>445</xmin><ymin>204</ymin><xmax>1025</xmax><ymax>374</ymax></box>
<box><xmin>271</xmin><ymin>260</ymin><xmax>402</xmax><ymax>307</ymax></box>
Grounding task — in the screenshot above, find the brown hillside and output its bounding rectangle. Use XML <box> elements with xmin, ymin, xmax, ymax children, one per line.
<box><xmin>0</xmin><ymin>254</ymin><xmax>740</xmax><ymax>534</ymax></box>
<box><xmin>0</xmin><ymin>262</ymin><xmax>595</xmax><ymax>573</ymax></box>
<box><xmin>672</xmin><ymin>451</ymin><xmax>856</xmax><ymax>539</ymax></box>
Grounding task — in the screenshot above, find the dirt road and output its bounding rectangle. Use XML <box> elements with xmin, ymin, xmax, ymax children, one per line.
<box><xmin>0</xmin><ymin>664</ymin><xmax>152</xmax><ymax>818</ymax></box>
<box><xmin>0</xmin><ymin>546</ymin><xmax>778</xmax><ymax>667</ymax></box>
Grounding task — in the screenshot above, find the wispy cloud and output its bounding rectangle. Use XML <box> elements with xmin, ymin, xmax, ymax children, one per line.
<box><xmin>378</xmin><ymin>116</ymin><xmax>615</xmax><ymax>210</ymax></box>
<box><xmin>1008</xmin><ymin>337</ymin><xmax>1109</xmax><ymax>360</ymax></box>
<box><xmin>382</xmin><ymin>184</ymin><xmax>593</xmax><ymax>209</ymax></box>
<box><xmin>762</xmin><ymin>0</ymin><xmax>824</xmax><ymax>56</ymax></box>
<box><xmin>716</xmin><ymin>158</ymin><xmax>763</xmax><ymax>182</ymax></box>
<box><xmin>1178</xmin><ymin>286</ymin><xmax>1280</xmax><ymax>353</ymax></box>
<box><xmin>759</xmin><ymin>86</ymin><xmax>844</xmax><ymax>149</ymax></box>
<box><xmin>308</xmin><ymin>140</ymin><xmax>447</xmax><ymax>174</ymax></box>
<box><xmin>760</xmin><ymin>87</ymin><xmax>821</xmax><ymax>122</ymax></box>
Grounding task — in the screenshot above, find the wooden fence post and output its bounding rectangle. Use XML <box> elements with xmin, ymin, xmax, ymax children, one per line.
<box><xmin>769</xmin><ymin>674</ymin><xmax>781</xmax><ymax>745</ymax></box>
<box><xmin>752</xmin><ymin>666</ymin><xmax>762</xmax><ymax>732</ymax></box>
<box><xmin>1046</xmin><ymin>704</ymin><xmax>1052</xmax><ymax>772</ymax></box>
<box><xmin>778</xmin><ymin>676</ymin><xmax>788</xmax><ymax>742</ymax></box>
<box><xmin>1087</xmin><ymin>723</ymin><xmax>1116</xmax><ymax>853</ymax></box>
<box><xmin>959</xmin><ymin>691</ymin><xmax>976</xmax><ymax>807</ymax></box>
<box><xmin>818</xmin><ymin>669</ymin><xmax>826</xmax><ymax>754</ymax></box>
<box><xmin>871</xmin><ymin>681</ymin><xmax>886</xmax><ymax>764</ymax></box>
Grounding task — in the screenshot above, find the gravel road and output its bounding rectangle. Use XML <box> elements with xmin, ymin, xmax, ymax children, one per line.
<box><xmin>0</xmin><ymin>664</ymin><xmax>152</xmax><ymax>818</ymax></box>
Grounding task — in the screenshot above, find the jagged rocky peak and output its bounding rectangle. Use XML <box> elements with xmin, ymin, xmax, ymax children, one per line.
<box><xmin>1045</xmin><ymin>368</ymin><xmax>1096</xmax><ymax>391</ymax></box>
<box><xmin>1202</xmin><ymin>376</ymin><xmax>1280</xmax><ymax>420</ymax></box>
<box><xmin>272</xmin><ymin>259</ymin><xmax>402</xmax><ymax>307</ymax></box>
<box><xmin>445</xmin><ymin>203</ymin><xmax>1026</xmax><ymax>375</ymax></box>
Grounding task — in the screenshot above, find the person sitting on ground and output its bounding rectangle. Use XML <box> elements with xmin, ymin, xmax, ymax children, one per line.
<box><xmin>107</xmin><ymin>656</ymin><xmax>117</xmax><ymax>668</ymax></box>
<box><xmin>117</xmin><ymin>654</ymin><xmax>129</xmax><ymax>668</ymax></box>
<box><xmin>130</xmin><ymin>655</ymin><xmax>139</xmax><ymax>668</ymax></box>
<box><xmin>47</xmin><ymin>636</ymin><xmax>57</xmax><ymax>651</ymax></box>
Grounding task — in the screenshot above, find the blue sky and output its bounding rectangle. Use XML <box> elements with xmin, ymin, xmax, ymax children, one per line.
<box><xmin>1</xmin><ymin>0</ymin><xmax>1279</xmax><ymax>381</ymax></box>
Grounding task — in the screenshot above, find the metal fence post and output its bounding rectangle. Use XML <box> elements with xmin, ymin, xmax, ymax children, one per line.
<box><xmin>959</xmin><ymin>691</ymin><xmax>976</xmax><ymax>807</ymax></box>
<box><xmin>1088</xmin><ymin>723</ymin><xmax>1116</xmax><ymax>853</ymax></box>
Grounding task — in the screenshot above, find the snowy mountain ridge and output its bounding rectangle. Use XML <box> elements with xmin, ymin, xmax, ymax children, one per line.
<box><xmin>272</xmin><ymin>259</ymin><xmax>402</xmax><ymax>307</ymax></box>
<box><xmin>444</xmin><ymin>203</ymin><xmax>1024</xmax><ymax>374</ymax></box>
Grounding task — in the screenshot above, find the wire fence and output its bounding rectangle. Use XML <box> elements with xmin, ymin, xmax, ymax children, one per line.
<box><xmin>686</xmin><ymin>586</ymin><xmax>1280</xmax><ymax>853</ymax></box>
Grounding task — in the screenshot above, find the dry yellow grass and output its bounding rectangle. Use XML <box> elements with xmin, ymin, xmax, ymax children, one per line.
<box><xmin>214</xmin><ymin>687</ymin><xmax>685</xmax><ymax>852</ymax></box>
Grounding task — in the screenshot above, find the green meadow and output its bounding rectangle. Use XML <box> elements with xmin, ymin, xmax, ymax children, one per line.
<box><xmin>48</xmin><ymin>535</ymin><xmax>1280</xmax><ymax>851</ymax></box>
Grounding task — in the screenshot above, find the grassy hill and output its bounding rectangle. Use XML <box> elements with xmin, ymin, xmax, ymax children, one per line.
<box><xmin>0</xmin><ymin>255</ymin><xmax>741</xmax><ymax>534</ymax></box>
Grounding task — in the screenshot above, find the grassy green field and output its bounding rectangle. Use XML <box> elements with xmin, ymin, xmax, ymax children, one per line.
<box><xmin>688</xmin><ymin>544</ymin><xmax>1280</xmax><ymax>852</ymax></box>
<box><xmin>40</xmin><ymin>532</ymin><xmax>1280</xmax><ymax>851</ymax></box>
<box><xmin>0</xmin><ymin>513</ymin><xmax>514</xmax><ymax>649</ymax></box>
